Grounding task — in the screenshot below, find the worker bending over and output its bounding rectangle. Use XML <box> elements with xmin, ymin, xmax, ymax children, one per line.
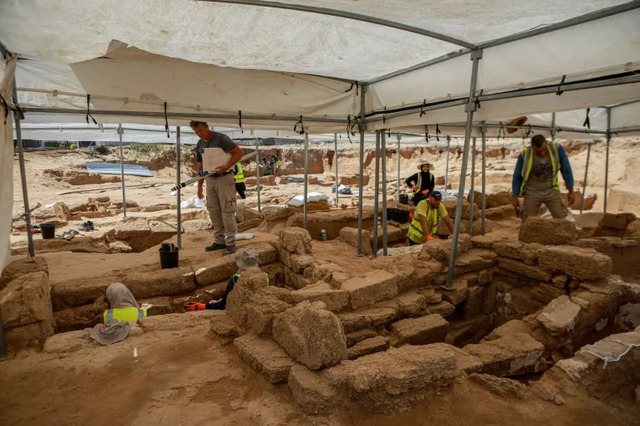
<box><xmin>185</xmin><ymin>248</ymin><xmax>269</xmax><ymax>311</ymax></box>
<box><xmin>407</xmin><ymin>190</ymin><xmax>454</xmax><ymax>245</ymax></box>
<box><xmin>233</xmin><ymin>162</ymin><xmax>246</xmax><ymax>199</ymax></box>
<box><xmin>512</xmin><ymin>134</ymin><xmax>575</xmax><ymax>222</ymax></box>
<box><xmin>90</xmin><ymin>282</ymin><xmax>147</xmax><ymax>345</ymax></box>
<box><xmin>405</xmin><ymin>161</ymin><xmax>435</xmax><ymax>204</ymax></box>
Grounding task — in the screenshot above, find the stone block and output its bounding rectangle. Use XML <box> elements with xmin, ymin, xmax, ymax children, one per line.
<box><xmin>279</xmin><ymin>227</ymin><xmax>313</xmax><ymax>254</ymax></box>
<box><xmin>454</xmin><ymin>249</ymin><xmax>497</xmax><ymax>274</ymax></box>
<box><xmin>420</xmin><ymin>234</ymin><xmax>472</xmax><ymax>261</ymax></box>
<box><xmin>441</xmin><ymin>278</ymin><xmax>468</xmax><ymax>305</ymax></box>
<box><xmin>419</xmin><ymin>288</ymin><xmax>443</xmax><ymax>304</ymax></box>
<box><xmin>498</xmin><ymin>258</ymin><xmax>552</xmax><ymax>282</ymax></box>
<box><xmin>138</xmin><ymin>311</ymin><xmax>216</xmax><ymax>333</ymax></box>
<box><xmin>391</xmin><ymin>314</ymin><xmax>449</xmax><ymax>346</ymax></box>
<box><xmin>463</xmin><ymin>333</ymin><xmax>544</xmax><ymax>377</ymax></box>
<box><xmin>210</xmin><ymin>312</ymin><xmax>240</xmax><ymax>343</ymax></box>
<box><xmin>288</xmin><ymin>365</ymin><xmax>339</xmax><ymax>414</ymax></box>
<box><xmin>470</xmin><ymin>233</ymin><xmax>510</xmax><ymax>249</ymax></box>
<box><xmin>599</xmin><ymin>213</ymin><xmax>637</xmax><ymax>230</ymax></box>
<box><xmin>341</xmin><ymin>270</ymin><xmax>398</xmax><ymax>310</ymax></box>
<box><xmin>616</xmin><ymin>303</ymin><xmax>640</xmax><ymax>330</ymax></box>
<box><xmin>272</xmin><ymin>301</ymin><xmax>347</xmax><ymax>370</ymax></box>
<box><xmin>124</xmin><ymin>268</ymin><xmax>195</xmax><ymax>299</ymax></box>
<box><xmin>4</xmin><ymin>320</ymin><xmax>55</xmax><ymax>349</ymax></box>
<box><xmin>493</xmin><ymin>241</ymin><xmax>543</xmax><ymax>266</ymax></box>
<box><xmin>0</xmin><ymin>271</ymin><xmax>53</xmax><ymax>328</ymax></box>
<box><xmin>519</xmin><ymin>217</ymin><xmax>576</xmax><ymax>245</ymax></box>
<box><xmin>347</xmin><ymin>336</ymin><xmax>390</xmax><ymax>359</ymax></box>
<box><xmin>462</xmin><ymin>285</ymin><xmax>486</xmax><ymax>319</ymax></box>
<box><xmin>53</xmin><ymin>201</ymin><xmax>72</xmax><ymax>220</ymax></box>
<box><xmin>278</xmin><ymin>249</ymin><xmax>315</xmax><ymax>273</ymax></box>
<box><xmin>536</xmin><ymin>295</ymin><xmax>581</xmax><ymax>336</ymax></box>
<box><xmin>469</xmin><ymin>373</ymin><xmax>531</xmax><ymax>399</ymax></box>
<box><xmin>339</xmin><ymin>227</ymin><xmax>372</xmax><ymax>255</ymax></box>
<box><xmin>345</xmin><ymin>328</ymin><xmax>377</xmax><ymax>347</ymax></box>
<box><xmin>425</xmin><ymin>300</ymin><xmax>456</xmax><ymax>318</ymax></box>
<box><xmin>290</xmin><ymin>282</ymin><xmax>349</xmax><ymax>312</ymax></box>
<box><xmin>246</xmin><ymin>293</ymin><xmax>291</xmax><ymax>336</ymax></box>
<box><xmin>478</xmin><ymin>269</ymin><xmax>494</xmax><ymax>286</ymax></box>
<box><xmin>283</xmin><ymin>266</ymin><xmax>313</xmax><ymax>290</ymax></box>
<box><xmin>538</xmin><ymin>246</ymin><xmax>612</xmax><ymax>280</ymax></box>
<box><xmin>484</xmin><ymin>319</ymin><xmax>534</xmax><ymax>341</ymax></box>
<box><xmin>53</xmin><ymin>298</ymin><xmax>107</xmax><ymax>331</ymax></box>
<box><xmin>386</xmin><ymin>291</ymin><xmax>427</xmax><ymax>317</ymax></box>
<box><xmin>234</xmin><ymin>333</ymin><xmax>295</xmax><ymax>383</ymax></box>
<box><xmin>194</xmin><ymin>244</ymin><xmax>276</xmax><ymax>286</ymax></box>
<box><xmin>226</xmin><ymin>268</ymin><xmax>270</xmax><ymax>326</ymax></box>
<box><xmin>43</xmin><ymin>329</ymin><xmax>94</xmax><ymax>353</ymax></box>
<box><xmin>324</xmin><ymin>344</ymin><xmax>458</xmax><ymax>414</ymax></box>
<box><xmin>483</xmin><ymin>282</ymin><xmax>499</xmax><ymax>314</ymax></box>
<box><xmin>0</xmin><ymin>257</ymin><xmax>49</xmax><ymax>289</ymax></box>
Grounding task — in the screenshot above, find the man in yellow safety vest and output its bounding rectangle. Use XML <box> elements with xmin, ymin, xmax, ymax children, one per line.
<box><xmin>407</xmin><ymin>190</ymin><xmax>454</xmax><ymax>245</ymax></box>
<box><xmin>233</xmin><ymin>162</ymin><xmax>246</xmax><ymax>199</ymax></box>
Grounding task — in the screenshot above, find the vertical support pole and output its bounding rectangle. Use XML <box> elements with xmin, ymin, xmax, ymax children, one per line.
<box><xmin>382</xmin><ymin>131</ymin><xmax>388</xmax><ymax>256</ymax></box>
<box><xmin>357</xmin><ymin>85</ymin><xmax>367</xmax><ymax>255</ymax></box>
<box><xmin>604</xmin><ymin>108</ymin><xmax>611</xmax><ymax>213</ymax></box>
<box><xmin>446</xmin><ymin>49</ymin><xmax>482</xmax><ymax>288</ymax></box>
<box><xmin>303</xmin><ymin>131</ymin><xmax>309</xmax><ymax>229</ymax></box>
<box><xmin>396</xmin><ymin>133</ymin><xmax>401</xmax><ymax>201</ymax></box>
<box><xmin>256</xmin><ymin>139</ymin><xmax>261</xmax><ymax>212</ymax></box>
<box><xmin>468</xmin><ymin>137</ymin><xmax>476</xmax><ymax>234</ymax></box>
<box><xmin>481</xmin><ymin>122</ymin><xmax>487</xmax><ymax>235</ymax></box>
<box><xmin>117</xmin><ymin>124</ymin><xmax>127</xmax><ymax>218</ymax></box>
<box><xmin>334</xmin><ymin>133</ymin><xmax>339</xmax><ymax>205</ymax></box>
<box><xmin>12</xmin><ymin>84</ymin><xmax>34</xmax><ymax>258</ymax></box>
<box><xmin>444</xmin><ymin>135</ymin><xmax>451</xmax><ymax>190</ymax></box>
<box><xmin>551</xmin><ymin>112</ymin><xmax>557</xmax><ymax>140</ymax></box>
<box><xmin>373</xmin><ymin>131</ymin><xmax>380</xmax><ymax>256</ymax></box>
<box><xmin>175</xmin><ymin>126</ymin><xmax>182</xmax><ymax>249</ymax></box>
<box><xmin>580</xmin><ymin>142</ymin><xmax>591</xmax><ymax>214</ymax></box>
<box><xmin>0</xmin><ymin>305</ymin><xmax>5</xmax><ymax>357</ymax></box>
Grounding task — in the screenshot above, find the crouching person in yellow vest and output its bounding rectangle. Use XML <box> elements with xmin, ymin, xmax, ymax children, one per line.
<box><xmin>233</xmin><ymin>162</ymin><xmax>246</xmax><ymax>199</ymax></box>
<box><xmin>90</xmin><ymin>282</ymin><xmax>147</xmax><ymax>345</ymax></box>
<box><xmin>184</xmin><ymin>248</ymin><xmax>269</xmax><ymax>312</ymax></box>
<box><xmin>407</xmin><ymin>190</ymin><xmax>454</xmax><ymax>245</ymax></box>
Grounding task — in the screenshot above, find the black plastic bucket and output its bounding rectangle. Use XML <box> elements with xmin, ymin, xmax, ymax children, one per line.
<box><xmin>40</xmin><ymin>223</ymin><xmax>56</xmax><ymax>239</ymax></box>
<box><xmin>387</xmin><ymin>208</ymin><xmax>410</xmax><ymax>223</ymax></box>
<box><xmin>399</xmin><ymin>194</ymin><xmax>409</xmax><ymax>205</ymax></box>
<box><xmin>159</xmin><ymin>243</ymin><xmax>179</xmax><ymax>269</ymax></box>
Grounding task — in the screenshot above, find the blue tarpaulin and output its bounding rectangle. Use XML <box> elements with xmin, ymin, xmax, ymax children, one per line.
<box><xmin>86</xmin><ymin>162</ymin><xmax>153</xmax><ymax>177</ymax></box>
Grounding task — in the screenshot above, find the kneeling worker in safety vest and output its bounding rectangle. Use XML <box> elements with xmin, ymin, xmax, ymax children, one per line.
<box><xmin>90</xmin><ymin>282</ymin><xmax>148</xmax><ymax>345</ymax></box>
<box><xmin>407</xmin><ymin>190</ymin><xmax>454</xmax><ymax>245</ymax></box>
<box><xmin>185</xmin><ymin>248</ymin><xmax>269</xmax><ymax>311</ymax></box>
<box><xmin>512</xmin><ymin>134</ymin><xmax>575</xmax><ymax>222</ymax></box>
<box><xmin>233</xmin><ymin>162</ymin><xmax>246</xmax><ymax>199</ymax></box>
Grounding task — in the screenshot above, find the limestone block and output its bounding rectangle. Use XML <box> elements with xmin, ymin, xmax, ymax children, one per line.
<box><xmin>4</xmin><ymin>320</ymin><xmax>55</xmax><ymax>349</ymax></box>
<box><xmin>341</xmin><ymin>271</ymin><xmax>398</xmax><ymax>310</ymax></box>
<box><xmin>246</xmin><ymin>294</ymin><xmax>291</xmax><ymax>336</ymax></box>
<box><xmin>210</xmin><ymin>312</ymin><xmax>240</xmax><ymax>343</ymax></box>
<box><xmin>419</xmin><ymin>288</ymin><xmax>442</xmax><ymax>304</ymax></box>
<box><xmin>237</xmin><ymin>218</ymin><xmax>262</xmax><ymax>232</ymax></box>
<box><xmin>345</xmin><ymin>328</ymin><xmax>377</xmax><ymax>347</ymax></box>
<box><xmin>290</xmin><ymin>282</ymin><xmax>349</xmax><ymax>312</ymax></box>
<box><xmin>498</xmin><ymin>258</ymin><xmax>552</xmax><ymax>282</ymax></box>
<box><xmin>627</xmin><ymin>219</ymin><xmax>640</xmax><ymax>235</ymax></box>
<box><xmin>519</xmin><ymin>217</ymin><xmax>576</xmax><ymax>245</ymax></box>
<box><xmin>599</xmin><ymin>212</ymin><xmax>637</xmax><ymax>230</ymax></box>
<box><xmin>463</xmin><ymin>285</ymin><xmax>486</xmax><ymax>319</ymax></box>
<box><xmin>391</xmin><ymin>314</ymin><xmax>449</xmax><ymax>346</ymax></box>
<box><xmin>0</xmin><ymin>257</ymin><xmax>48</xmax><ymax>289</ymax></box>
<box><xmin>454</xmin><ymin>249</ymin><xmax>497</xmax><ymax>274</ymax></box>
<box><xmin>347</xmin><ymin>336</ymin><xmax>390</xmax><ymax>359</ymax></box>
<box><xmin>279</xmin><ymin>227</ymin><xmax>313</xmax><ymax>254</ymax></box>
<box><xmin>283</xmin><ymin>266</ymin><xmax>313</xmax><ymax>290</ymax></box>
<box><xmin>478</xmin><ymin>269</ymin><xmax>494</xmax><ymax>286</ymax></box>
<box><xmin>463</xmin><ymin>333</ymin><xmax>544</xmax><ymax>377</ymax></box>
<box><xmin>536</xmin><ymin>295</ymin><xmax>581</xmax><ymax>336</ymax></box>
<box><xmin>484</xmin><ymin>319</ymin><xmax>534</xmax><ymax>341</ymax></box>
<box><xmin>339</xmin><ymin>227</ymin><xmax>372</xmax><ymax>255</ymax></box>
<box><xmin>272</xmin><ymin>301</ymin><xmax>347</xmax><ymax>370</ymax></box>
<box><xmin>469</xmin><ymin>373</ymin><xmax>532</xmax><ymax>399</ymax></box>
<box><xmin>53</xmin><ymin>201</ymin><xmax>72</xmax><ymax>220</ymax></box>
<box><xmin>538</xmin><ymin>246</ymin><xmax>612</xmax><ymax>280</ymax></box>
<box><xmin>470</xmin><ymin>233</ymin><xmax>510</xmax><ymax>249</ymax></box>
<box><xmin>441</xmin><ymin>278</ymin><xmax>468</xmax><ymax>305</ymax></box>
<box><xmin>425</xmin><ymin>300</ymin><xmax>456</xmax><ymax>318</ymax></box>
<box><xmin>226</xmin><ymin>267</ymin><xmax>270</xmax><ymax>326</ymax></box>
<box><xmin>0</xmin><ymin>271</ymin><xmax>53</xmax><ymax>328</ymax></box>
<box><xmin>420</xmin><ymin>234</ymin><xmax>472</xmax><ymax>261</ymax></box>
<box><xmin>288</xmin><ymin>365</ymin><xmax>339</xmax><ymax>414</ymax></box>
<box><xmin>138</xmin><ymin>311</ymin><xmax>217</xmax><ymax>332</ymax></box>
<box><xmin>529</xmin><ymin>283</ymin><xmax>564</xmax><ymax>306</ymax></box>
<box><xmin>277</xmin><ymin>247</ymin><xmax>315</xmax><ymax>273</ymax></box>
<box><xmin>412</xmin><ymin>261</ymin><xmax>443</xmax><ymax>290</ymax></box>
<box><xmin>234</xmin><ymin>333</ymin><xmax>296</xmax><ymax>383</ymax></box>
<box><xmin>53</xmin><ymin>298</ymin><xmax>107</xmax><ymax>331</ymax></box>
<box><xmin>616</xmin><ymin>303</ymin><xmax>640</xmax><ymax>330</ymax></box>
<box><xmin>324</xmin><ymin>344</ymin><xmax>458</xmax><ymax>414</ymax></box>
<box><xmin>123</xmin><ymin>268</ymin><xmax>195</xmax><ymax>299</ymax></box>
<box><xmin>43</xmin><ymin>329</ymin><xmax>94</xmax><ymax>353</ymax></box>
<box><xmin>386</xmin><ymin>291</ymin><xmax>427</xmax><ymax>317</ymax></box>
<box><xmin>483</xmin><ymin>282</ymin><xmax>499</xmax><ymax>314</ymax></box>
<box><xmin>493</xmin><ymin>241</ymin><xmax>543</xmax><ymax>266</ymax></box>
<box><xmin>427</xmin><ymin>343</ymin><xmax>483</xmax><ymax>374</ymax></box>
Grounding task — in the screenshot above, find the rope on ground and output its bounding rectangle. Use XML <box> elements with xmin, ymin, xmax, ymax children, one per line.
<box><xmin>580</xmin><ymin>338</ymin><xmax>640</xmax><ymax>369</ymax></box>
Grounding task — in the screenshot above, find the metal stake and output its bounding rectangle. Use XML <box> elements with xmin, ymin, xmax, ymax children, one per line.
<box><xmin>481</xmin><ymin>123</ymin><xmax>487</xmax><ymax>235</ymax></box>
<box><xmin>357</xmin><ymin>85</ymin><xmax>367</xmax><ymax>255</ymax></box>
<box><xmin>303</xmin><ymin>131</ymin><xmax>309</xmax><ymax>229</ymax></box>
<box><xmin>334</xmin><ymin>133</ymin><xmax>339</xmax><ymax>204</ymax></box>
<box><xmin>176</xmin><ymin>126</ymin><xmax>182</xmax><ymax>249</ymax></box>
<box><xmin>373</xmin><ymin>131</ymin><xmax>380</xmax><ymax>255</ymax></box>
<box><xmin>12</xmin><ymin>84</ymin><xmax>34</xmax><ymax>257</ymax></box>
<box><xmin>396</xmin><ymin>133</ymin><xmax>401</xmax><ymax>201</ymax></box>
<box><xmin>256</xmin><ymin>139</ymin><xmax>261</xmax><ymax>212</ymax></box>
<box><xmin>382</xmin><ymin>130</ymin><xmax>388</xmax><ymax>256</ymax></box>
<box><xmin>580</xmin><ymin>142</ymin><xmax>592</xmax><ymax>214</ymax></box>
<box><xmin>468</xmin><ymin>137</ymin><xmax>476</xmax><ymax>234</ymax></box>
<box><xmin>444</xmin><ymin>135</ymin><xmax>451</xmax><ymax>190</ymax></box>
<box><xmin>446</xmin><ymin>49</ymin><xmax>483</xmax><ymax>288</ymax></box>
<box><xmin>604</xmin><ymin>108</ymin><xmax>611</xmax><ymax>213</ymax></box>
<box><xmin>117</xmin><ymin>124</ymin><xmax>127</xmax><ymax>218</ymax></box>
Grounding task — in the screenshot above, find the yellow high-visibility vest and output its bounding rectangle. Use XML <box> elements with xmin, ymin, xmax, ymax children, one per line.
<box><xmin>519</xmin><ymin>141</ymin><xmax>560</xmax><ymax>196</ymax></box>
<box><xmin>406</xmin><ymin>201</ymin><xmax>440</xmax><ymax>244</ymax></box>
<box><xmin>234</xmin><ymin>163</ymin><xmax>245</xmax><ymax>184</ymax></box>
<box><xmin>414</xmin><ymin>172</ymin><xmax>434</xmax><ymax>194</ymax></box>
<box><xmin>103</xmin><ymin>307</ymin><xmax>147</xmax><ymax>324</ymax></box>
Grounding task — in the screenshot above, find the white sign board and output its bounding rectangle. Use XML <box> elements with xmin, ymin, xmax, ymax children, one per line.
<box><xmin>202</xmin><ymin>148</ymin><xmax>231</xmax><ymax>173</ymax></box>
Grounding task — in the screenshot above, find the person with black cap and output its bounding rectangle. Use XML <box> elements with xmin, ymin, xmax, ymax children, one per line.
<box><xmin>184</xmin><ymin>248</ymin><xmax>269</xmax><ymax>311</ymax></box>
<box><xmin>407</xmin><ymin>190</ymin><xmax>454</xmax><ymax>245</ymax></box>
<box><xmin>405</xmin><ymin>161</ymin><xmax>435</xmax><ymax>204</ymax></box>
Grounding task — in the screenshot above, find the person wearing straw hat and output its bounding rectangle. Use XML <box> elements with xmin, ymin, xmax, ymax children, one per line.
<box><xmin>184</xmin><ymin>248</ymin><xmax>269</xmax><ymax>311</ymax></box>
<box><xmin>512</xmin><ymin>134</ymin><xmax>575</xmax><ymax>222</ymax></box>
<box><xmin>405</xmin><ymin>160</ymin><xmax>435</xmax><ymax>204</ymax></box>
<box><xmin>407</xmin><ymin>190</ymin><xmax>454</xmax><ymax>245</ymax></box>
<box><xmin>89</xmin><ymin>282</ymin><xmax>147</xmax><ymax>345</ymax></box>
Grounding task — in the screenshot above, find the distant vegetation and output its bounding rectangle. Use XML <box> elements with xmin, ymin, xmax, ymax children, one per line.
<box><xmin>126</xmin><ymin>143</ymin><xmax>163</xmax><ymax>156</ymax></box>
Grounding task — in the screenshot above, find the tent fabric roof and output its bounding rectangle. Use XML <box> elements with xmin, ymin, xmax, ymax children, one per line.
<box><xmin>1</xmin><ymin>0</ymin><xmax>639</xmax><ymax>132</ymax></box>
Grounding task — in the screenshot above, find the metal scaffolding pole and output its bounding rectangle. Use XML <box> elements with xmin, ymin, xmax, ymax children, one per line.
<box><xmin>481</xmin><ymin>123</ymin><xmax>487</xmax><ymax>235</ymax></box>
<box><xmin>396</xmin><ymin>133</ymin><xmax>401</xmax><ymax>201</ymax></box>
<box><xmin>303</xmin><ymin>131</ymin><xmax>309</xmax><ymax>229</ymax></box>
<box><xmin>357</xmin><ymin>86</ymin><xmax>367</xmax><ymax>255</ymax></box>
<box><xmin>12</xmin><ymin>84</ymin><xmax>34</xmax><ymax>258</ymax></box>
<box><xmin>468</xmin><ymin>137</ymin><xmax>476</xmax><ymax>234</ymax></box>
<box><xmin>580</xmin><ymin>142</ymin><xmax>592</xmax><ymax>214</ymax></box>
<box><xmin>551</xmin><ymin>112</ymin><xmax>557</xmax><ymax>140</ymax></box>
<box><xmin>444</xmin><ymin>135</ymin><xmax>451</xmax><ymax>190</ymax></box>
<box><xmin>604</xmin><ymin>108</ymin><xmax>611</xmax><ymax>213</ymax></box>
<box><xmin>176</xmin><ymin>126</ymin><xmax>182</xmax><ymax>249</ymax></box>
<box><xmin>372</xmin><ymin>131</ymin><xmax>380</xmax><ymax>256</ymax></box>
<box><xmin>334</xmin><ymin>133</ymin><xmax>339</xmax><ymax>205</ymax></box>
<box><xmin>117</xmin><ymin>124</ymin><xmax>127</xmax><ymax>218</ymax></box>
<box><xmin>381</xmin><ymin>131</ymin><xmax>388</xmax><ymax>256</ymax></box>
<box><xmin>446</xmin><ymin>49</ymin><xmax>482</xmax><ymax>288</ymax></box>
<box><xmin>256</xmin><ymin>139</ymin><xmax>261</xmax><ymax>212</ymax></box>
